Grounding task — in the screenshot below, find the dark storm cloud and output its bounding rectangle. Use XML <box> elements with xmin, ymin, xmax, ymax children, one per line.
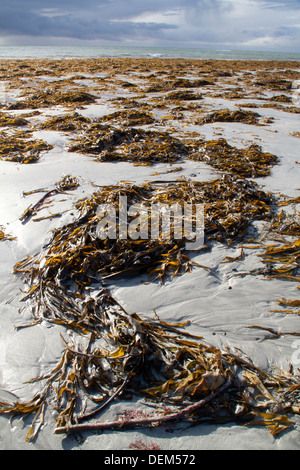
<box><xmin>0</xmin><ymin>2</ymin><xmax>177</xmax><ymax>40</ymax></box>
<box><xmin>0</xmin><ymin>0</ymin><xmax>299</xmax><ymax>51</ymax></box>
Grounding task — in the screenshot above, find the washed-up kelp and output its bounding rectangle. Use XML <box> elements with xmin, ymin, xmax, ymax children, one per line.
<box><xmin>68</xmin><ymin>125</ymin><xmax>189</xmax><ymax>165</ymax></box>
<box><xmin>13</xmin><ymin>176</ymin><xmax>276</xmax><ymax>289</ymax></box>
<box><xmin>253</xmin><ymin>78</ymin><xmax>292</xmax><ymax>91</ymax></box>
<box><xmin>40</xmin><ymin>113</ymin><xmax>91</xmax><ymax>132</ymax></box>
<box><xmin>20</xmin><ymin>175</ymin><xmax>80</xmax><ymax>224</ymax></box>
<box><xmin>0</xmin><ymin>226</ymin><xmax>16</xmax><ymax>241</ymax></box>
<box><xmin>198</xmin><ymin>108</ymin><xmax>261</xmax><ymax>125</ymax></box>
<box><xmin>7</xmin><ymin>89</ymin><xmax>97</xmax><ymax>110</ymax></box>
<box><xmin>188</xmin><ymin>138</ymin><xmax>279</xmax><ymax>178</ymax></box>
<box><xmin>99</xmin><ymin>110</ymin><xmax>155</xmax><ymax>127</ymax></box>
<box><xmin>1</xmin><ymin>286</ymin><xmax>298</xmax><ymax>442</ymax></box>
<box><xmin>1</xmin><ymin>175</ymin><xmax>299</xmax><ymax>441</ymax></box>
<box><xmin>166</xmin><ymin>90</ymin><xmax>203</xmax><ymax>101</ymax></box>
<box><xmin>269</xmin><ymin>95</ymin><xmax>293</xmax><ymax>103</ymax></box>
<box><xmin>168</xmin><ymin>78</ymin><xmax>214</xmax><ymax>88</ymax></box>
<box><xmin>0</xmin><ymin>130</ymin><xmax>52</xmax><ymax>163</ymax></box>
<box><xmin>0</xmin><ymin>113</ymin><xmax>28</xmax><ymax>127</ymax></box>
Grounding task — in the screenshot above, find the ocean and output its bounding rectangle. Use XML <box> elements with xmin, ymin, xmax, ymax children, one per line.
<box><xmin>0</xmin><ymin>45</ymin><xmax>299</xmax><ymax>61</ymax></box>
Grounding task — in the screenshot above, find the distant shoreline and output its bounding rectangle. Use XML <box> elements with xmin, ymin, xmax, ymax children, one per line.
<box><xmin>0</xmin><ymin>45</ymin><xmax>299</xmax><ymax>61</ymax></box>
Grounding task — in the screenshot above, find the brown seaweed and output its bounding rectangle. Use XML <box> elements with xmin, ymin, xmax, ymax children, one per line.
<box><xmin>188</xmin><ymin>138</ymin><xmax>279</xmax><ymax>178</ymax></box>
<box><xmin>0</xmin><ymin>130</ymin><xmax>52</xmax><ymax>163</ymax></box>
<box><xmin>198</xmin><ymin>108</ymin><xmax>261</xmax><ymax>125</ymax></box>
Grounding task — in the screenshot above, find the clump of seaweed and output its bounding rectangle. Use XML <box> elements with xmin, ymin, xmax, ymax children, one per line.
<box><xmin>0</xmin><ymin>226</ymin><xmax>16</xmax><ymax>241</ymax></box>
<box><xmin>13</xmin><ymin>177</ymin><xmax>276</xmax><ymax>288</ymax></box>
<box><xmin>166</xmin><ymin>90</ymin><xmax>203</xmax><ymax>101</ymax></box>
<box><xmin>269</xmin><ymin>94</ymin><xmax>293</xmax><ymax>103</ymax></box>
<box><xmin>253</xmin><ymin>78</ymin><xmax>292</xmax><ymax>91</ymax></box>
<box><xmin>40</xmin><ymin>113</ymin><xmax>90</xmax><ymax>132</ymax></box>
<box><xmin>7</xmin><ymin>89</ymin><xmax>97</xmax><ymax>110</ymax></box>
<box><xmin>68</xmin><ymin>125</ymin><xmax>189</xmax><ymax>165</ymax></box>
<box><xmin>198</xmin><ymin>108</ymin><xmax>261</xmax><ymax>125</ymax></box>
<box><xmin>1</xmin><ymin>270</ymin><xmax>298</xmax><ymax>439</ymax></box>
<box><xmin>168</xmin><ymin>78</ymin><xmax>214</xmax><ymax>88</ymax></box>
<box><xmin>188</xmin><ymin>138</ymin><xmax>279</xmax><ymax>178</ymax></box>
<box><xmin>0</xmin><ymin>130</ymin><xmax>52</xmax><ymax>163</ymax></box>
<box><xmin>0</xmin><ymin>113</ymin><xmax>28</xmax><ymax>127</ymax></box>
<box><xmin>99</xmin><ymin>110</ymin><xmax>155</xmax><ymax>127</ymax></box>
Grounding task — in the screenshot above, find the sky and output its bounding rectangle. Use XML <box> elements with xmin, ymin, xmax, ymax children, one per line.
<box><xmin>0</xmin><ymin>0</ymin><xmax>299</xmax><ymax>52</ymax></box>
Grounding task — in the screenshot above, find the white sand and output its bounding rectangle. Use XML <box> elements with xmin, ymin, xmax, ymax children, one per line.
<box><xmin>0</xmin><ymin>68</ymin><xmax>299</xmax><ymax>450</ymax></box>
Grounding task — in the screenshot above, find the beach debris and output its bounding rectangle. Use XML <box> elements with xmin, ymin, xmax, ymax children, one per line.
<box><xmin>188</xmin><ymin>138</ymin><xmax>279</xmax><ymax>178</ymax></box>
<box><xmin>129</xmin><ymin>440</ymin><xmax>161</xmax><ymax>450</ymax></box>
<box><xmin>99</xmin><ymin>110</ymin><xmax>155</xmax><ymax>127</ymax></box>
<box><xmin>166</xmin><ymin>90</ymin><xmax>203</xmax><ymax>101</ymax></box>
<box><xmin>269</xmin><ymin>94</ymin><xmax>293</xmax><ymax>103</ymax></box>
<box><xmin>0</xmin><ymin>130</ymin><xmax>52</xmax><ymax>163</ymax></box>
<box><xmin>0</xmin><ymin>113</ymin><xmax>28</xmax><ymax>127</ymax></box>
<box><xmin>197</xmin><ymin>108</ymin><xmax>261</xmax><ymax>125</ymax></box>
<box><xmin>68</xmin><ymin>125</ymin><xmax>189</xmax><ymax>165</ymax></box>
<box><xmin>1</xmin><ymin>57</ymin><xmax>300</xmax><ymax>444</ymax></box>
<box><xmin>248</xmin><ymin>325</ymin><xmax>300</xmax><ymax>341</ymax></box>
<box><xmin>259</xmin><ymin>239</ymin><xmax>300</xmax><ymax>282</ymax></box>
<box><xmin>14</xmin><ymin>177</ymin><xmax>276</xmax><ymax>289</ymax></box>
<box><xmin>7</xmin><ymin>89</ymin><xmax>97</xmax><ymax>110</ymax></box>
<box><xmin>253</xmin><ymin>77</ymin><xmax>293</xmax><ymax>91</ymax></box>
<box><xmin>0</xmin><ymin>286</ymin><xmax>298</xmax><ymax>441</ymax></box>
<box><xmin>0</xmin><ymin>226</ymin><xmax>16</xmax><ymax>241</ymax></box>
<box><xmin>40</xmin><ymin>112</ymin><xmax>91</xmax><ymax>132</ymax></box>
<box><xmin>20</xmin><ymin>175</ymin><xmax>79</xmax><ymax>224</ymax></box>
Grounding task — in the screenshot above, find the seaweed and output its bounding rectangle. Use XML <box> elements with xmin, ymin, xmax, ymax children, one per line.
<box><xmin>68</xmin><ymin>126</ymin><xmax>189</xmax><ymax>165</ymax></box>
<box><xmin>40</xmin><ymin>112</ymin><xmax>90</xmax><ymax>132</ymax></box>
<box><xmin>1</xmin><ymin>174</ymin><xmax>298</xmax><ymax>441</ymax></box>
<box><xmin>269</xmin><ymin>94</ymin><xmax>293</xmax><ymax>103</ymax></box>
<box><xmin>0</xmin><ymin>130</ymin><xmax>53</xmax><ymax>163</ymax></box>
<box><xmin>0</xmin><ymin>226</ymin><xmax>16</xmax><ymax>241</ymax></box>
<box><xmin>99</xmin><ymin>110</ymin><xmax>155</xmax><ymax>127</ymax></box>
<box><xmin>166</xmin><ymin>90</ymin><xmax>203</xmax><ymax>102</ymax></box>
<box><xmin>198</xmin><ymin>108</ymin><xmax>261</xmax><ymax>125</ymax></box>
<box><xmin>188</xmin><ymin>138</ymin><xmax>279</xmax><ymax>178</ymax></box>
<box><xmin>0</xmin><ymin>113</ymin><xmax>28</xmax><ymax>127</ymax></box>
<box><xmin>1</xmin><ymin>57</ymin><xmax>300</xmax><ymax>443</ymax></box>
<box><xmin>13</xmin><ymin>177</ymin><xmax>276</xmax><ymax>290</ymax></box>
<box><xmin>20</xmin><ymin>175</ymin><xmax>80</xmax><ymax>223</ymax></box>
<box><xmin>7</xmin><ymin>89</ymin><xmax>97</xmax><ymax>110</ymax></box>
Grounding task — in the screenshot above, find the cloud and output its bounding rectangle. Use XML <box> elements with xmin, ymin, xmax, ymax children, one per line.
<box><xmin>0</xmin><ymin>0</ymin><xmax>299</xmax><ymax>51</ymax></box>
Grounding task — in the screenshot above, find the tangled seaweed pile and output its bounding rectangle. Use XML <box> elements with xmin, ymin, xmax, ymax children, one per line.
<box><xmin>0</xmin><ymin>113</ymin><xmax>28</xmax><ymax>128</ymax></box>
<box><xmin>188</xmin><ymin>138</ymin><xmax>279</xmax><ymax>178</ymax></box>
<box><xmin>14</xmin><ymin>177</ymin><xmax>276</xmax><ymax>288</ymax></box>
<box><xmin>99</xmin><ymin>110</ymin><xmax>155</xmax><ymax>127</ymax></box>
<box><xmin>68</xmin><ymin>125</ymin><xmax>189</xmax><ymax>165</ymax></box>
<box><xmin>0</xmin><ymin>130</ymin><xmax>52</xmax><ymax>163</ymax></box>
<box><xmin>2</xmin><ymin>177</ymin><xmax>299</xmax><ymax>441</ymax></box>
<box><xmin>8</xmin><ymin>89</ymin><xmax>96</xmax><ymax>110</ymax></box>
<box><xmin>198</xmin><ymin>108</ymin><xmax>261</xmax><ymax>125</ymax></box>
<box><xmin>40</xmin><ymin>112</ymin><xmax>91</xmax><ymax>132</ymax></box>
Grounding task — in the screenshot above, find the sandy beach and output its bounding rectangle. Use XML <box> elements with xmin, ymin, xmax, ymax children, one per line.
<box><xmin>0</xmin><ymin>58</ymin><xmax>299</xmax><ymax>450</ymax></box>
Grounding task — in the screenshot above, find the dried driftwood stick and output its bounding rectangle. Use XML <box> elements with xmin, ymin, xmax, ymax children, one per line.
<box><xmin>54</xmin><ymin>377</ymin><xmax>233</xmax><ymax>435</ymax></box>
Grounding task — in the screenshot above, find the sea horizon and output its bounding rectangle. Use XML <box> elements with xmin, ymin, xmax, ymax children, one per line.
<box><xmin>0</xmin><ymin>44</ymin><xmax>299</xmax><ymax>61</ymax></box>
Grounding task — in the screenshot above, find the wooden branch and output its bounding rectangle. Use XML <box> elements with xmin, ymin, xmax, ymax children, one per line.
<box><xmin>54</xmin><ymin>377</ymin><xmax>233</xmax><ymax>435</ymax></box>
